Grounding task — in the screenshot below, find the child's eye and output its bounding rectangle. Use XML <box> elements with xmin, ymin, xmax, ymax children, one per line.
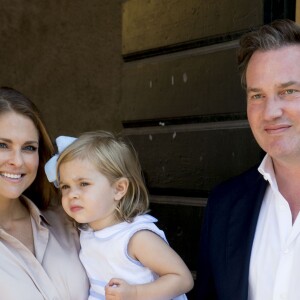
<box><xmin>80</xmin><ymin>182</ymin><xmax>89</xmax><ymax>187</ymax></box>
<box><xmin>60</xmin><ymin>185</ymin><xmax>69</xmax><ymax>190</ymax></box>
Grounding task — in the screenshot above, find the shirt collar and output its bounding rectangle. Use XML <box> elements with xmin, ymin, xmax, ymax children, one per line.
<box><xmin>258</xmin><ymin>154</ymin><xmax>279</xmax><ymax>191</ymax></box>
<box><xmin>20</xmin><ymin>195</ymin><xmax>50</xmax><ymax>227</ymax></box>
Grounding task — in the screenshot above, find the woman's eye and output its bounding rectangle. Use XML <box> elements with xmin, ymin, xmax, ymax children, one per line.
<box><xmin>0</xmin><ymin>143</ymin><xmax>7</xmax><ymax>149</ymax></box>
<box><xmin>23</xmin><ymin>145</ymin><xmax>38</xmax><ymax>152</ymax></box>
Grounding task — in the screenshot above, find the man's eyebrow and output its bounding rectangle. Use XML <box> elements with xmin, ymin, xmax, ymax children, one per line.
<box><xmin>278</xmin><ymin>81</ymin><xmax>300</xmax><ymax>88</ymax></box>
<box><xmin>246</xmin><ymin>81</ymin><xmax>300</xmax><ymax>94</ymax></box>
<box><xmin>246</xmin><ymin>87</ymin><xmax>261</xmax><ymax>94</ymax></box>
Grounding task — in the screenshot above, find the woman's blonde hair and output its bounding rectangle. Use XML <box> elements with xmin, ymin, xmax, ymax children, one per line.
<box><xmin>57</xmin><ymin>130</ymin><xmax>149</xmax><ymax>222</ymax></box>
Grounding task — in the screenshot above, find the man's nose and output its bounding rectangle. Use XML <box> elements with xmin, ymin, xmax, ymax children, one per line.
<box><xmin>263</xmin><ymin>95</ymin><xmax>283</xmax><ymax>120</ymax></box>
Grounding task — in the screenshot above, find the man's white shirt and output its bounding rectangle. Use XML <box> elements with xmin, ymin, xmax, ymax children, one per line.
<box><xmin>248</xmin><ymin>154</ymin><xmax>300</xmax><ymax>300</ymax></box>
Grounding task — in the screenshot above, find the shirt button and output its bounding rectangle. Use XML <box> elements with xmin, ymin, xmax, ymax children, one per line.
<box><xmin>283</xmin><ymin>248</ymin><xmax>289</xmax><ymax>254</ymax></box>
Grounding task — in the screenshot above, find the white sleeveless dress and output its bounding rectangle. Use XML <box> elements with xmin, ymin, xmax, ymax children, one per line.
<box><xmin>79</xmin><ymin>214</ymin><xmax>188</xmax><ymax>300</ymax></box>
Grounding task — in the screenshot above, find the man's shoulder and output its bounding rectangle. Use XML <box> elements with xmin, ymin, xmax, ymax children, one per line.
<box><xmin>215</xmin><ymin>165</ymin><xmax>263</xmax><ymax>192</ymax></box>
<box><xmin>208</xmin><ymin>164</ymin><xmax>267</xmax><ymax>209</ymax></box>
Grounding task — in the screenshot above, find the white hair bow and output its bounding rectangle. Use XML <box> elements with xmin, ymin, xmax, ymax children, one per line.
<box><xmin>44</xmin><ymin>136</ymin><xmax>77</xmax><ymax>187</ymax></box>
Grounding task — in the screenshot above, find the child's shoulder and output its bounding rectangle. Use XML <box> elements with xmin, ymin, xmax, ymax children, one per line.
<box><xmin>129</xmin><ymin>214</ymin><xmax>167</xmax><ymax>242</ymax></box>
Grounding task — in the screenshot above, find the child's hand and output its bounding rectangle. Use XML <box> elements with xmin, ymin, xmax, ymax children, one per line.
<box><xmin>105</xmin><ymin>278</ymin><xmax>137</xmax><ymax>300</ymax></box>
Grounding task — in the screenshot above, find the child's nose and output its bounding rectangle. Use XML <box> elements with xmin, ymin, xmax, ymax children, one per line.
<box><xmin>69</xmin><ymin>187</ymin><xmax>80</xmax><ymax>198</ymax></box>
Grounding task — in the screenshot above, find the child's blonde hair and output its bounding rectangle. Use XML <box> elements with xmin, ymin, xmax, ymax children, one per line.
<box><xmin>57</xmin><ymin>130</ymin><xmax>149</xmax><ymax>222</ymax></box>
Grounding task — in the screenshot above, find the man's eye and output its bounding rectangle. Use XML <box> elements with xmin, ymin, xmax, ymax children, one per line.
<box><xmin>0</xmin><ymin>143</ymin><xmax>8</xmax><ymax>149</ymax></box>
<box><xmin>248</xmin><ymin>93</ymin><xmax>263</xmax><ymax>101</ymax></box>
<box><xmin>251</xmin><ymin>94</ymin><xmax>262</xmax><ymax>100</ymax></box>
<box><xmin>284</xmin><ymin>89</ymin><xmax>296</xmax><ymax>95</ymax></box>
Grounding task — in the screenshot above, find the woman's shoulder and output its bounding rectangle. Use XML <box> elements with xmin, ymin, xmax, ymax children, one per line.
<box><xmin>42</xmin><ymin>204</ymin><xmax>80</xmax><ymax>246</ymax></box>
<box><xmin>42</xmin><ymin>204</ymin><xmax>71</xmax><ymax>225</ymax></box>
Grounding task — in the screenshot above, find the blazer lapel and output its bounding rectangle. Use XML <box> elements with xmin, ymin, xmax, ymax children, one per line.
<box><xmin>225</xmin><ymin>173</ymin><xmax>268</xmax><ymax>299</ymax></box>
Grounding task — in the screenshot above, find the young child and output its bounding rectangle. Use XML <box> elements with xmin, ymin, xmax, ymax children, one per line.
<box><xmin>45</xmin><ymin>130</ymin><xmax>194</xmax><ymax>300</ymax></box>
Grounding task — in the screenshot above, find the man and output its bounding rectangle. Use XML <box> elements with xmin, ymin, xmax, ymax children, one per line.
<box><xmin>197</xmin><ymin>19</ymin><xmax>300</xmax><ymax>300</ymax></box>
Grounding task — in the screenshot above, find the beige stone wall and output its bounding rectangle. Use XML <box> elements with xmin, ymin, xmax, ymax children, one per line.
<box><xmin>0</xmin><ymin>0</ymin><xmax>123</xmax><ymax>139</ymax></box>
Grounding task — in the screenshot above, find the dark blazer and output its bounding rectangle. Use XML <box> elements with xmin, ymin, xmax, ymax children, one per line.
<box><xmin>196</xmin><ymin>166</ymin><xmax>269</xmax><ymax>300</ymax></box>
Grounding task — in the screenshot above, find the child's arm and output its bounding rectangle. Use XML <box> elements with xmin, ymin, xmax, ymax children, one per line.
<box><xmin>105</xmin><ymin>230</ymin><xmax>194</xmax><ymax>300</ymax></box>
